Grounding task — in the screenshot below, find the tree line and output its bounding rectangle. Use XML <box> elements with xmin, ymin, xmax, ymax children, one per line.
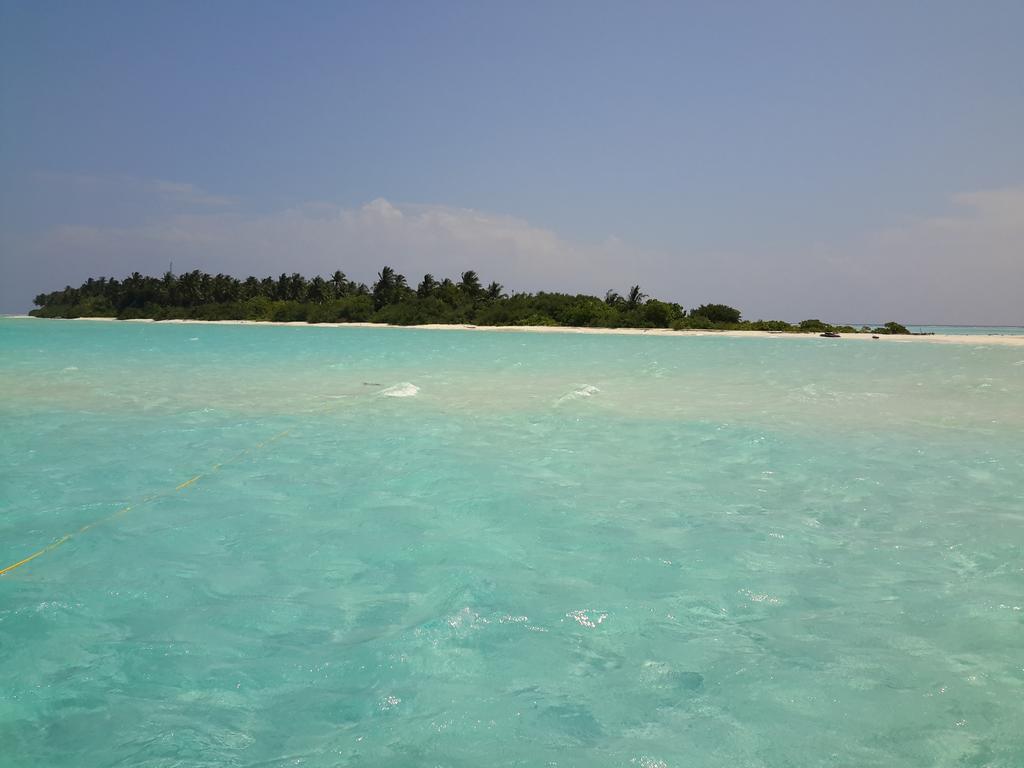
<box><xmin>30</xmin><ymin>268</ymin><xmax>908</xmax><ymax>334</ymax></box>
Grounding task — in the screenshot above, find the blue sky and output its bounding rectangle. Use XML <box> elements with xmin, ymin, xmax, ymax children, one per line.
<box><xmin>2</xmin><ymin>1</ymin><xmax>1022</xmax><ymax>322</ymax></box>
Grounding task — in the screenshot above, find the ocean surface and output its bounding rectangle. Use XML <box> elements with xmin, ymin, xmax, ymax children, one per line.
<box><xmin>2</xmin><ymin>318</ymin><xmax>1022</xmax><ymax>767</ymax></box>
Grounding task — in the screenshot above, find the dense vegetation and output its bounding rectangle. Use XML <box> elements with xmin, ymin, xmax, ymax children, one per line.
<box><xmin>30</xmin><ymin>268</ymin><xmax>910</xmax><ymax>334</ymax></box>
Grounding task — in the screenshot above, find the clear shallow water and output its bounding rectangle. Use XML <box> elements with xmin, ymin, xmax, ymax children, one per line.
<box><xmin>1</xmin><ymin>319</ymin><xmax>1023</xmax><ymax>767</ymax></box>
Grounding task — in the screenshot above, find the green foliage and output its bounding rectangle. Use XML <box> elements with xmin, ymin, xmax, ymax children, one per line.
<box><xmin>640</xmin><ymin>300</ymin><xmax>682</xmax><ymax>328</ymax></box>
<box><xmin>29</xmin><ymin>269</ymin><xmax>906</xmax><ymax>335</ymax></box>
<box><xmin>625</xmin><ymin>285</ymin><xmax>647</xmax><ymax>309</ymax></box>
<box><xmin>270</xmin><ymin>301</ymin><xmax>309</xmax><ymax>323</ymax></box>
<box><xmin>372</xmin><ymin>266</ymin><xmax>411</xmax><ymax>309</ymax></box>
<box><xmin>872</xmin><ymin>321</ymin><xmax>910</xmax><ymax>335</ymax></box>
<box><xmin>417</xmin><ymin>274</ymin><xmax>438</xmax><ymax>298</ymax></box>
<box><xmin>691</xmin><ymin>303</ymin><xmax>741</xmax><ymax>323</ymax></box>
<box><xmin>484</xmin><ymin>281</ymin><xmax>505</xmax><ymax>301</ymax></box>
<box><xmin>798</xmin><ymin>319</ymin><xmax>828</xmax><ymax>331</ymax></box>
<box><xmin>327</xmin><ymin>295</ymin><xmax>374</xmax><ymax>322</ymax></box>
<box><xmin>373</xmin><ymin>296</ymin><xmax>460</xmax><ymax>325</ymax></box>
<box><xmin>563</xmin><ymin>296</ymin><xmax>619</xmax><ymax>327</ymax></box>
<box><xmin>884</xmin><ymin>321</ymin><xmax>910</xmax><ymax>334</ymax></box>
<box><xmin>682</xmin><ymin>314</ymin><xmax>713</xmax><ymax>329</ymax></box>
<box><xmin>458</xmin><ymin>270</ymin><xmax>482</xmax><ymax>299</ymax></box>
<box><xmin>795</xmin><ymin>319</ymin><xmax>864</xmax><ymax>334</ymax></box>
<box><xmin>749</xmin><ymin>319</ymin><xmax>794</xmax><ymax>331</ymax></box>
<box><xmin>515</xmin><ymin>313</ymin><xmax>559</xmax><ymax>327</ymax></box>
<box><xmin>472</xmin><ymin>294</ymin><xmax>541</xmax><ymax>326</ymax></box>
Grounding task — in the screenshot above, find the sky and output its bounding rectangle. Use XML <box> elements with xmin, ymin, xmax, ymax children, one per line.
<box><xmin>1</xmin><ymin>1</ymin><xmax>1022</xmax><ymax>323</ymax></box>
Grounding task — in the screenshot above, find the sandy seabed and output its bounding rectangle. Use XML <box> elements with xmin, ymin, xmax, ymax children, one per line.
<box><xmin>6</xmin><ymin>315</ymin><xmax>1024</xmax><ymax>347</ymax></box>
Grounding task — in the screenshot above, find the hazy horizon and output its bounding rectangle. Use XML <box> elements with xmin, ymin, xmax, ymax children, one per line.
<box><xmin>2</xmin><ymin>2</ymin><xmax>1022</xmax><ymax>324</ymax></box>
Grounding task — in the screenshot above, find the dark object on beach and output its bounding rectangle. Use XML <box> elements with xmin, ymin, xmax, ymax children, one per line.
<box><xmin>872</xmin><ymin>335</ymin><xmax>879</xmax><ymax>339</ymax></box>
<box><xmin>820</xmin><ymin>332</ymin><xmax>840</xmax><ymax>338</ymax></box>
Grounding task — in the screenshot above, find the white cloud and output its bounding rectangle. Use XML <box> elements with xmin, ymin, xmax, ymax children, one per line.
<box><xmin>152</xmin><ymin>180</ymin><xmax>237</xmax><ymax>208</ymax></box>
<box><xmin>842</xmin><ymin>186</ymin><xmax>1024</xmax><ymax>323</ymax></box>
<box><xmin>32</xmin><ymin>197</ymin><xmax>645</xmax><ymax>298</ymax></box>
<box><xmin>5</xmin><ymin>177</ymin><xmax>1023</xmax><ymax>324</ymax></box>
<box><xmin>29</xmin><ymin>172</ymin><xmax>237</xmax><ymax>210</ymax></box>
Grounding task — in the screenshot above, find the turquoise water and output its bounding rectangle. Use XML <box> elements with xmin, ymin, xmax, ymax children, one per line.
<box><xmin>2</xmin><ymin>319</ymin><xmax>1023</xmax><ymax>767</ymax></box>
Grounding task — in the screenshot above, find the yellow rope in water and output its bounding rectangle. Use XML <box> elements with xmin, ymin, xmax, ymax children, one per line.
<box><xmin>0</xmin><ymin>428</ymin><xmax>291</xmax><ymax>577</ymax></box>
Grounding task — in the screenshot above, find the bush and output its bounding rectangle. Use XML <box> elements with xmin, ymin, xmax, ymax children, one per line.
<box><xmin>270</xmin><ymin>301</ymin><xmax>308</xmax><ymax>322</ymax></box>
<box><xmin>515</xmin><ymin>313</ymin><xmax>558</xmax><ymax>327</ymax></box>
<box><xmin>871</xmin><ymin>322</ymin><xmax>909</xmax><ymax>335</ymax></box>
<box><xmin>641</xmin><ymin>300</ymin><xmax>681</xmax><ymax>328</ymax></box>
<box><xmin>373</xmin><ymin>297</ymin><xmax>460</xmax><ymax>325</ymax></box>
<box><xmin>564</xmin><ymin>297</ymin><xmax>620</xmax><ymax>328</ymax></box>
<box><xmin>750</xmin><ymin>319</ymin><xmax>794</xmax><ymax>331</ymax></box>
<box><xmin>683</xmin><ymin>314</ymin><xmax>713</xmax><ymax>329</ymax></box>
<box><xmin>332</xmin><ymin>295</ymin><xmax>374</xmax><ymax>322</ymax></box>
<box><xmin>798</xmin><ymin>319</ymin><xmax>828</xmax><ymax>332</ymax></box>
<box><xmin>242</xmin><ymin>297</ymin><xmax>274</xmax><ymax>321</ymax></box>
<box><xmin>691</xmin><ymin>303</ymin><xmax>741</xmax><ymax>323</ymax></box>
<box><xmin>475</xmin><ymin>296</ymin><xmax>532</xmax><ymax>326</ymax></box>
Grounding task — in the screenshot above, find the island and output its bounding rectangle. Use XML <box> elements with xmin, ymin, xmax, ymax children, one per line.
<box><xmin>29</xmin><ymin>268</ymin><xmax>910</xmax><ymax>335</ymax></box>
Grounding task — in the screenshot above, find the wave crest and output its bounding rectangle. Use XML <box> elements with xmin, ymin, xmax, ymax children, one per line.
<box><xmin>380</xmin><ymin>382</ymin><xmax>420</xmax><ymax>398</ymax></box>
<box><xmin>557</xmin><ymin>384</ymin><xmax>600</xmax><ymax>404</ymax></box>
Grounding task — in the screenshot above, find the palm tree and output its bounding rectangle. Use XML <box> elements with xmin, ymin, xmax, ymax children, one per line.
<box><xmin>286</xmin><ymin>273</ymin><xmax>308</xmax><ymax>301</ymax></box>
<box><xmin>458</xmin><ymin>270</ymin><xmax>482</xmax><ymax>298</ymax></box>
<box><xmin>373</xmin><ymin>266</ymin><xmax>408</xmax><ymax>309</ymax></box>
<box><xmin>604</xmin><ymin>289</ymin><xmax>623</xmax><ymax>307</ymax></box>
<box><xmin>625</xmin><ymin>285</ymin><xmax>647</xmax><ymax>310</ymax></box>
<box><xmin>162</xmin><ymin>270</ymin><xmax>178</xmax><ymax>304</ymax></box>
<box><xmin>308</xmin><ymin>276</ymin><xmax>329</xmax><ymax>303</ymax></box>
<box><xmin>330</xmin><ymin>270</ymin><xmax>350</xmax><ymax>298</ymax></box>
<box><xmin>375</xmin><ymin>266</ymin><xmax>395</xmax><ymax>286</ymax></box>
<box><xmin>180</xmin><ymin>270</ymin><xmax>203</xmax><ymax>306</ymax></box>
<box><xmin>417</xmin><ymin>273</ymin><xmax>438</xmax><ymax>298</ymax></box>
<box><xmin>485</xmin><ymin>281</ymin><xmax>506</xmax><ymax>301</ymax></box>
<box><xmin>242</xmin><ymin>276</ymin><xmax>261</xmax><ymax>300</ymax></box>
<box><xmin>210</xmin><ymin>273</ymin><xmax>240</xmax><ymax>303</ymax></box>
<box><xmin>275</xmin><ymin>273</ymin><xmax>290</xmax><ymax>301</ymax></box>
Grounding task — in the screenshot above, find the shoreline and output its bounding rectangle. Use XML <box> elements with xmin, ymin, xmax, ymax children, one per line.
<box><xmin>5</xmin><ymin>315</ymin><xmax>1024</xmax><ymax>346</ymax></box>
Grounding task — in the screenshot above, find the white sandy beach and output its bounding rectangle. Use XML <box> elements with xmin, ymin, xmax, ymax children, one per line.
<box><xmin>6</xmin><ymin>315</ymin><xmax>1024</xmax><ymax>346</ymax></box>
